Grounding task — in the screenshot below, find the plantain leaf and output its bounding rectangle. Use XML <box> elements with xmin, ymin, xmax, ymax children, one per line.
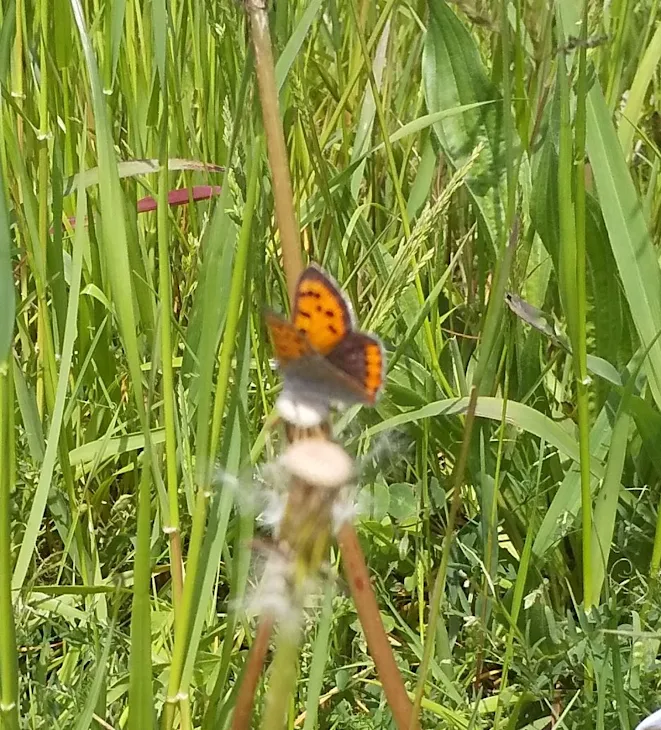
<box><xmin>422</xmin><ymin>0</ymin><xmax>524</xmax><ymax>246</ymax></box>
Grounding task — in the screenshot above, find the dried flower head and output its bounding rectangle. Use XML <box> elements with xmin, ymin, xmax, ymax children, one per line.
<box><xmin>278</xmin><ymin>438</ymin><xmax>354</xmax><ymax>490</ymax></box>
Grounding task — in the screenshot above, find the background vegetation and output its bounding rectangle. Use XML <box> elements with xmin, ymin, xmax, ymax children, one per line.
<box><xmin>1</xmin><ymin>0</ymin><xmax>661</xmax><ymax>727</ymax></box>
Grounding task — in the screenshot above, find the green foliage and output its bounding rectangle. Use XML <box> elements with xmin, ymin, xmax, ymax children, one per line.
<box><xmin>3</xmin><ymin>0</ymin><xmax>661</xmax><ymax>728</ymax></box>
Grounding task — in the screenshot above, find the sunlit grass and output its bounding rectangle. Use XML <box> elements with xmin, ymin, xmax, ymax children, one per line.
<box><xmin>2</xmin><ymin>1</ymin><xmax>661</xmax><ymax>728</ymax></box>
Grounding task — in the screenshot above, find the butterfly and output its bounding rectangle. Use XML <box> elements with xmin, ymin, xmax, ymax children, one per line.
<box><xmin>265</xmin><ymin>264</ymin><xmax>385</xmax><ymax>425</ymax></box>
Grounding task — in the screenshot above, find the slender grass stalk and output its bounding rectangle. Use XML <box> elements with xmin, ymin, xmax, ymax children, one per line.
<box><xmin>159</xmin><ymin>57</ymin><xmax>251</xmax><ymax>728</ymax></box>
<box><xmin>410</xmin><ymin>220</ymin><xmax>519</xmax><ymax>726</ymax></box>
<box><xmin>493</xmin><ymin>438</ymin><xmax>546</xmax><ymax>729</ymax></box>
<box><xmin>246</xmin><ymin>6</ymin><xmax>416</xmax><ymax>726</ymax></box>
<box><xmin>36</xmin><ymin>0</ymin><xmax>48</xmax><ymax>417</ymax></box>
<box><xmin>156</xmin><ymin>35</ymin><xmax>184</xmax><ymax>614</ymax></box>
<box><xmin>261</xmin><ymin>627</ymin><xmax>301</xmax><ymax>730</ymax></box>
<box><xmin>475</xmin><ymin>345</ymin><xmax>511</xmax><ymax>682</ymax></box>
<box><xmin>209</xmin><ymin>142</ymin><xmax>260</xmax><ymax>458</ymax></box>
<box><xmin>302</xmin><ymin>583</ymin><xmax>335</xmax><ymax>730</ymax></box>
<box><xmin>162</xmin><ymin>138</ymin><xmax>260</xmax><ymax>729</ymax></box>
<box><xmin>474</xmin><ymin>0</ymin><xmax>516</xmax><ymax>682</ymax></box>
<box><xmin>557</xmin><ymin>6</ymin><xmax>593</xmax><ymax>611</ymax></box>
<box><xmin>409</xmin><ymin>386</ymin><xmax>478</xmax><ymax>729</ymax></box>
<box><xmin>347</xmin><ymin>0</ymin><xmax>444</xmax><ymax>386</ymax></box>
<box><xmin>0</xmin><ymin>366</ymin><xmax>19</xmax><ymax>730</ymax></box>
<box><xmin>574</xmin><ymin>2</ymin><xmax>593</xmax><ymax>612</ymax></box>
<box><xmin>247</xmin><ymin>0</ymin><xmax>302</xmax><ymax>303</ymax></box>
<box><xmin>317</xmin><ymin>0</ymin><xmax>398</xmax><ymax>150</ymax></box>
<box><xmin>70</xmin><ymin>3</ymin><xmax>156</xmax><ymax>725</ymax></box>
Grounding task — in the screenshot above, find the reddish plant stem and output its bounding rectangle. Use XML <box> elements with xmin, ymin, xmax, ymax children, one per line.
<box><xmin>231</xmin><ymin>617</ymin><xmax>274</xmax><ymax>730</ymax></box>
<box><xmin>337</xmin><ymin>523</ymin><xmax>416</xmax><ymax>730</ymax></box>
<box><xmin>247</xmin><ymin>0</ymin><xmax>303</xmax><ymax>305</ymax></box>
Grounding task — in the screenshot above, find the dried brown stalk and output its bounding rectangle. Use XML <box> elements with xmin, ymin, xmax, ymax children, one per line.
<box><xmin>337</xmin><ymin>523</ymin><xmax>416</xmax><ymax>730</ymax></box>
<box><xmin>245</xmin><ymin>2</ymin><xmax>413</xmax><ymax>729</ymax></box>
<box><xmin>246</xmin><ymin>0</ymin><xmax>303</xmax><ymax>304</ymax></box>
<box><xmin>231</xmin><ymin>617</ymin><xmax>274</xmax><ymax>730</ymax></box>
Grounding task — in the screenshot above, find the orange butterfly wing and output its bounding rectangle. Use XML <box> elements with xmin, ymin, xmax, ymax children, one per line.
<box><xmin>326</xmin><ymin>332</ymin><xmax>384</xmax><ymax>403</ymax></box>
<box><xmin>292</xmin><ymin>265</ymin><xmax>352</xmax><ymax>355</ymax></box>
<box><xmin>264</xmin><ymin>311</ymin><xmax>313</xmax><ymax>366</ymax></box>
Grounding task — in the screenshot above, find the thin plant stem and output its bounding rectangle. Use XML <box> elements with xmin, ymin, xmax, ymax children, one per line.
<box><xmin>261</xmin><ymin>627</ymin><xmax>301</xmax><ymax>730</ymax></box>
<box><xmin>475</xmin><ymin>345</ymin><xmax>511</xmax><ymax>684</ymax></box>
<box><xmin>0</xmin><ymin>365</ymin><xmax>19</xmax><ymax>730</ymax></box>
<box><xmin>246</xmin><ymin>6</ymin><xmax>414</xmax><ymax>729</ymax></box>
<box><xmin>574</xmin><ymin>0</ymin><xmax>593</xmax><ymax>613</ymax></box>
<box><xmin>162</xmin><ymin>139</ymin><xmax>260</xmax><ymax>728</ymax></box>
<box><xmin>232</xmin><ymin>618</ymin><xmax>274</xmax><ymax>730</ymax></box>
<box><xmin>493</xmin><ymin>439</ymin><xmax>547</xmax><ymax>729</ymax></box>
<box><xmin>157</xmin><ymin>44</ymin><xmax>184</xmax><ymax>616</ymax></box>
<box><xmin>409</xmin><ymin>386</ymin><xmax>478</xmax><ymax>728</ymax></box>
<box><xmin>247</xmin><ymin>0</ymin><xmax>302</xmax><ymax>304</ymax></box>
<box><xmin>337</xmin><ymin>523</ymin><xmax>415</xmax><ymax>730</ymax></box>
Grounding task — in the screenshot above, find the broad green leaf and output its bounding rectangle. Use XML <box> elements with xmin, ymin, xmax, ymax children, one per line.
<box><xmin>422</xmin><ymin>0</ymin><xmax>523</xmax><ymax>246</ymax></box>
<box><xmin>388</xmin><ymin>483</ymin><xmax>418</xmax><ymax>522</ymax></box>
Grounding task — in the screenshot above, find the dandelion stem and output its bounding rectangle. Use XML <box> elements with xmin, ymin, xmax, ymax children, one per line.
<box><xmin>232</xmin><ymin>618</ymin><xmax>274</xmax><ymax>730</ymax></box>
<box><xmin>337</xmin><ymin>523</ymin><xmax>415</xmax><ymax>730</ymax></box>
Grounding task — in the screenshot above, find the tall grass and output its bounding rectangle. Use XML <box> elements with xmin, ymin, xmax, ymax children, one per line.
<box><xmin>2</xmin><ymin>0</ymin><xmax>661</xmax><ymax>728</ymax></box>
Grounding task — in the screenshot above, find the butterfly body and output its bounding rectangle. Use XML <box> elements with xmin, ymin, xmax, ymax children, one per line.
<box><xmin>265</xmin><ymin>265</ymin><xmax>384</xmax><ymax>420</ymax></box>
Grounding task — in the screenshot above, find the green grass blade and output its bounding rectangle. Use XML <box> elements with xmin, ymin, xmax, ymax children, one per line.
<box><xmin>73</xmin><ymin>607</ymin><xmax>118</xmax><ymax>730</ymax></box>
<box><xmin>0</xmin><ymin>367</ymin><xmax>19</xmax><ymax>730</ymax></box>
<box><xmin>11</xmin><ymin>141</ymin><xmax>87</xmax><ymax>590</ymax></box>
<box><xmin>302</xmin><ymin>584</ymin><xmax>335</xmax><ymax>730</ymax></box>
<box><xmin>69</xmin><ymin>1</ymin><xmax>155</xmax><ymax>725</ymax></box>
<box><xmin>369</xmin><ymin>396</ymin><xmax>604</xmax><ymax>476</ymax></box>
<box><xmin>618</xmin><ymin>22</ymin><xmax>661</xmax><ymax>157</ymax></box>
<box><xmin>0</xmin><ymin>163</ymin><xmax>13</xmax><ymax>363</ymax></box>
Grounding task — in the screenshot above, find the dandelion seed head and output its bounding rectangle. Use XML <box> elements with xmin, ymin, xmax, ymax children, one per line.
<box><xmin>279</xmin><ymin>439</ymin><xmax>354</xmax><ymax>489</ymax></box>
<box><xmin>210</xmin><ymin>464</ymin><xmax>264</xmax><ymax>516</ymax></box>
